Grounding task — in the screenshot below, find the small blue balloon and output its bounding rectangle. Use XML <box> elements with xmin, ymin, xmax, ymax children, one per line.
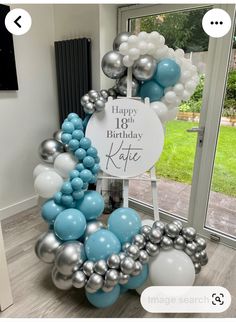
<box><xmin>86</xmin><ymin>284</ymin><xmax>120</xmax><ymax>308</ymax></box>
<box><xmin>154</xmin><ymin>58</ymin><xmax>181</xmax><ymax>87</ymax></box>
<box><xmin>61</xmin><ymin>194</ymin><xmax>74</xmax><ymax>207</ymax></box>
<box><xmin>76</xmin><ymin>163</ymin><xmax>85</xmax><ymax>172</ymax></box>
<box><xmin>108</xmin><ymin>207</ymin><xmax>141</xmax><ymax>243</ymax></box>
<box><xmin>69</xmin><ymin>139</ymin><xmax>80</xmax><ymax>151</ymax></box>
<box><xmin>123</xmin><ymin>264</ymin><xmax>149</xmax><ymax>289</ymax></box>
<box><xmin>72</xmin><ymin>190</ymin><xmax>84</xmax><ymax>200</ymax></box>
<box><xmin>80</xmin><ymin>169</ymin><xmax>92</xmax><ymax>183</ymax></box>
<box><xmin>76</xmin><ymin>190</ymin><xmax>104</xmax><ymax>220</ymax></box>
<box><xmin>75</xmin><ymin>148</ymin><xmax>86</xmax><ymax>160</ymax></box>
<box><xmin>71</xmin><ymin>117</ymin><xmax>83</xmax><ymax>130</ymax></box>
<box><xmin>61</xmin><ymin>181</ymin><xmax>73</xmax><ymax>195</ymax></box>
<box><xmin>62</xmin><ymin>121</ymin><xmax>74</xmax><ymax>134</ymax></box>
<box><xmin>71</xmin><ymin>177</ymin><xmax>83</xmax><ymax>190</ymax></box>
<box><xmin>54</xmin><ymin>208</ymin><xmax>86</xmax><ymax>241</ymax></box>
<box><xmin>83</xmin><ymin>156</ymin><xmax>95</xmax><ymax>168</ymax></box>
<box><xmin>140</xmin><ymin>80</ymin><xmax>164</xmax><ymax>102</ymax></box>
<box><xmin>61</xmin><ymin>133</ymin><xmax>72</xmax><ymax>144</ymax></box>
<box><xmin>69</xmin><ymin>170</ymin><xmax>80</xmax><ymax>179</ymax></box>
<box><xmin>72</xmin><ymin>130</ymin><xmax>84</xmax><ymax>140</ymax></box>
<box><xmin>79</xmin><ymin>137</ymin><xmax>91</xmax><ymax>150</ymax></box>
<box><xmin>85</xmin><ymin>229</ymin><xmax>121</xmax><ymax>261</ymax></box>
<box><xmin>67</xmin><ymin>113</ymin><xmax>79</xmax><ymax>120</ymax></box>
<box><xmin>82</xmin><ymin>182</ymin><xmax>89</xmax><ymax>190</ymax></box>
<box><xmin>54</xmin><ymin>191</ymin><xmax>62</xmax><ymax>205</ymax></box>
<box><xmin>91</xmin><ymin>163</ymin><xmax>100</xmax><ymax>174</ymax></box>
<box><xmin>41</xmin><ymin>199</ymin><xmax>65</xmax><ymax>224</ymax></box>
<box><xmin>86</xmin><ymin>147</ymin><xmax>98</xmax><ymax>158</ymax></box>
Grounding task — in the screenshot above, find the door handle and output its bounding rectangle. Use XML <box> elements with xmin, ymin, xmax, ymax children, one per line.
<box><xmin>187</xmin><ymin>127</ymin><xmax>205</xmax><ymax>146</ymax></box>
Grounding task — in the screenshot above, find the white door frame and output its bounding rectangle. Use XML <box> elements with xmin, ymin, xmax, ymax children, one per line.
<box><xmin>118</xmin><ymin>4</ymin><xmax>236</xmax><ymax>248</ymax></box>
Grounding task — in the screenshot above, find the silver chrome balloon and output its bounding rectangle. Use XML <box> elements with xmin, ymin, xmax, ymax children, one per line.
<box><xmin>55</xmin><ymin>241</ymin><xmax>86</xmax><ymax>276</ymax></box>
<box><xmin>119</xmin><ymin>252</ymin><xmax>126</xmax><ymax>261</ymax></box>
<box><xmin>132</xmin><ymin>234</ymin><xmax>146</xmax><ymax>249</ymax></box>
<box><xmin>94</xmin><ymin>98</ymin><xmax>106</xmax><ymax>112</ymax></box>
<box><xmin>87</xmin><ymin>273</ymin><xmax>104</xmax><ymax>290</ymax></box>
<box><xmin>131</xmin><ymin>261</ymin><xmax>143</xmax><ymax>276</ymax></box>
<box><xmin>122</xmin><ymin>242</ymin><xmax>131</xmax><ymax>252</ymax></box>
<box><xmin>145</xmin><ymin>241</ymin><xmax>159</xmax><ymax>256</ymax></box>
<box><xmin>81</xmin><ymin>94</ymin><xmax>90</xmax><ymax>106</ymax></box>
<box><xmin>100</xmin><ymin>89</ymin><xmax>109</xmax><ymax>100</ymax></box>
<box><xmin>139</xmin><ymin>249</ymin><xmax>149</xmax><ymax>264</ymax></box>
<box><xmin>83</xmin><ymin>102</ymin><xmax>95</xmax><ymax>115</ymax></box>
<box><xmin>102</xmin><ymin>283</ymin><xmax>114</xmax><ymax>293</ymax></box>
<box><xmin>119</xmin><ymin>272</ymin><xmax>129</xmax><ymax>285</ymax></box>
<box><xmin>72</xmin><ymin>270</ymin><xmax>87</xmax><ymax>288</ymax></box>
<box><xmin>85</xmin><ymin>285</ymin><xmax>97</xmax><ymax>294</ymax></box>
<box><xmin>108</xmin><ymin>88</ymin><xmax>117</xmax><ymax>98</ymax></box>
<box><xmin>116</xmin><ymin>75</ymin><xmax>139</xmax><ymax>97</ymax></box>
<box><xmin>140</xmin><ymin>225</ymin><xmax>152</xmax><ymax>240</ymax></box>
<box><xmin>194</xmin><ymin>262</ymin><xmax>201</xmax><ymax>274</ymax></box>
<box><xmin>200</xmin><ymin>249</ymin><xmax>207</xmax><ymax>259</ymax></box>
<box><xmin>172</xmin><ymin>220</ymin><xmax>183</xmax><ymax>232</ymax></box>
<box><xmin>173</xmin><ymin>235</ymin><xmax>186</xmax><ymax>250</ymax></box>
<box><xmin>149</xmin><ymin>228</ymin><xmax>162</xmax><ymax>244</ymax></box>
<box><xmin>195</xmin><ymin>237</ymin><xmax>207</xmax><ymax>252</ymax></box>
<box><xmin>132</xmin><ymin>55</ymin><xmax>157</xmax><ymax>81</ymax></box>
<box><xmin>126</xmin><ymin>244</ymin><xmax>140</xmax><ymax>260</ymax></box>
<box><xmin>113</xmin><ymin>32</ymin><xmax>131</xmax><ymax>51</ymax></box>
<box><xmin>152</xmin><ymin>221</ymin><xmax>165</xmax><ymax>234</ymax></box>
<box><xmin>38</xmin><ymin>138</ymin><xmax>64</xmax><ymax>164</ymax></box>
<box><xmin>160</xmin><ymin>236</ymin><xmax>173</xmax><ymax>250</ymax></box>
<box><xmin>51</xmin><ymin>266</ymin><xmax>72</xmax><ymax>290</ymax></box>
<box><xmin>83</xmin><ymin>220</ymin><xmax>104</xmax><ymax>242</ymax></box>
<box><xmin>165</xmin><ymin>223</ymin><xmax>180</xmax><ymax>239</ymax></box>
<box><xmin>200</xmin><ymin>254</ymin><xmax>208</xmax><ymax>266</ymax></box>
<box><xmin>105</xmin><ymin>269</ymin><xmax>119</xmax><ymax>287</ymax></box>
<box><xmin>53</xmin><ymin>130</ymin><xmax>63</xmax><ymax>143</ymax></box>
<box><xmin>94</xmin><ymin>259</ymin><xmax>108</xmax><ymax>275</ymax></box>
<box><xmin>184</xmin><ymin>242</ymin><xmax>198</xmax><ymax>256</ymax></box>
<box><xmin>35</xmin><ymin>231</ymin><xmax>62</xmax><ymax>264</ymax></box>
<box><xmin>120</xmin><ymin>257</ymin><xmax>135</xmax><ymax>275</ymax></box>
<box><xmin>88</xmin><ymin>90</ymin><xmax>100</xmax><ymax>103</ymax></box>
<box><xmin>190</xmin><ymin>252</ymin><xmax>202</xmax><ymax>263</ymax></box>
<box><xmin>101</xmin><ymin>51</ymin><xmax>126</xmax><ymax>79</ymax></box>
<box><xmin>182</xmin><ymin>227</ymin><xmax>196</xmax><ymax>242</ymax></box>
<box><xmin>83</xmin><ymin>260</ymin><xmax>95</xmax><ymax>277</ymax></box>
<box><xmin>107</xmin><ymin>254</ymin><xmax>120</xmax><ymax>269</ymax></box>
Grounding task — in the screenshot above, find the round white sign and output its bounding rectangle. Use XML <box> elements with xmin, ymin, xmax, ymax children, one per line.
<box><xmin>86</xmin><ymin>98</ymin><xmax>164</xmax><ymax>178</ymax></box>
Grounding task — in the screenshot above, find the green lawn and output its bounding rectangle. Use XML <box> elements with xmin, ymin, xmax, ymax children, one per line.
<box><xmin>155</xmin><ymin>120</ymin><xmax>236</xmax><ymax>197</ymax></box>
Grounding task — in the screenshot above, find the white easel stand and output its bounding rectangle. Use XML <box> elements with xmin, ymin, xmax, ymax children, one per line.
<box><xmin>0</xmin><ymin>222</ymin><xmax>13</xmax><ymax>311</ymax></box>
<box><xmin>96</xmin><ymin>67</ymin><xmax>160</xmax><ymax>220</ymax></box>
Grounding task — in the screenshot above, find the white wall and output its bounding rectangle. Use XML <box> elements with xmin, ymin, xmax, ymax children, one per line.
<box><xmin>0</xmin><ymin>4</ymin><xmax>118</xmax><ymax>219</ymax></box>
<box><xmin>0</xmin><ymin>5</ymin><xmax>59</xmax><ymax>219</ymax></box>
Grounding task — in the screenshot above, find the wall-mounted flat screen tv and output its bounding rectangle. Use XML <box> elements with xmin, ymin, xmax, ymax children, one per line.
<box><xmin>0</xmin><ymin>4</ymin><xmax>18</xmax><ymax>90</ymax></box>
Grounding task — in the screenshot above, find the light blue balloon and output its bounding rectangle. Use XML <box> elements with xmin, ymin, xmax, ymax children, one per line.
<box><xmin>54</xmin><ymin>208</ymin><xmax>86</xmax><ymax>241</ymax></box>
<box><xmin>123</xmin><ymin>264</ymin><xmax>149</xmax><ymax>289</ymax></box>
<box><xmin>41</xmin><ymin>199</ymin><xmax>65</xmax><ymax>224</ymax></box>
<box><xmin>86</xmin><ymin>284</ymin><xmax>120</xmax><ymax>308</ymax></box>
<box><xmin>79</xmin><ymin>170</ymin><xmax>93</xmax><ymax>183</ymax></box>
<box><xmin>75</xmin><ymin>148</ymin><xmax>86</xmax><ymax>160</ymax></box>
<box><xmin>61</xmin><ymin>133</ymin><xmax>72</xmax><ymax>144</ymax></box>
<box><xmin>108</xmin><ymin>207</ymin><xmax>141</xmax><ymax>243</ymax></box>
<box><xmin>68</xmin><ymin>139</ymin><xmax>80</xmax><ymax>151</ymax></box>
<box><xmin>79</xmin><ymin>137</ymin><xmax>91</xmax><ymax>150</ymax></box>
<box><xmin>85</xmin><ymin>229</ymin><xmax>121</xmax><ymax>261</ymax></box>
<box><xmin>62</xmin><ymin>121</ymin><xmax>74</xmax><ymax>134</ymax></box>
<box><xmin>71</xmin><ymin>117</ymin><xmax>83</xmax><ymax>130</ymax></box>
<box><xmin>61</xmin><ymin>181</ymin><xmax>73</xmax><ymax>195</ymax></box>
<box><xmin>76</xmin><ymin>191</ymin><xmax>104</xmax><ymax>220</ymax></box>
<box><xmin>86</xmin><ymin>147</ymin><xmax>98</xmax><ymax>158</ymax></box>
<box><xmin>72</xmin><ymin>130</ymin><xmax>84</xmax><ymax>140</ymax></box>
<box><xmin>140</xmin><ymin>80</ymin><xmax>164</xmax><ymax>102</ymax></box>
<box><xmin>83</xmin><ymin>156</ymin><xmax>95</xmax><ymax>168</ymax></box>
<box><xmin>154</xmin><ymin>58</ymin><xmax>181</xmax><ymax>87</ymax></box>
<box><xmin>67</xmin><ymin>112</ymin><xmax>79</xmax><ymax>120</ymax></box>
<box><xmin>61</xmin><ymin>194</ymin><xmax>74</xmax><ymax>207</ymax></box>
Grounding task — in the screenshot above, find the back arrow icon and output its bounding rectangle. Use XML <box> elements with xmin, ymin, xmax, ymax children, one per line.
<box><xmin>14</xmin><ymin>16</ymin><xmax>21</xmax><ymax>28</ymax></box>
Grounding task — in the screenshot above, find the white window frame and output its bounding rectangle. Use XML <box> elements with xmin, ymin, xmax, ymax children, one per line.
<box><xmin>118</xmin><ymin>4</ymin><xmax>236</xmax><ymax>248</ymax></box>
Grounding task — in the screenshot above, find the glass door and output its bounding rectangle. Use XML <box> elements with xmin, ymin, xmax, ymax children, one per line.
<box><xmin>119</xmin><ymin>4</ymin><xmax>236</xmax><ymax>247</ymax></box>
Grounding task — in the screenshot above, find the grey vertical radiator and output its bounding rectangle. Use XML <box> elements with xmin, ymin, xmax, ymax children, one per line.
<box><xmin>55</xmin><ymin>38</ymin><xmax>92</xmax><ymax>124</ymax></box>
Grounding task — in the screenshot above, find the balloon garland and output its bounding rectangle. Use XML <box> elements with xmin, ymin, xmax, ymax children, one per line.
<box><xmin>81</xmin><ymin>31</ymin><xmax>199</xmax><ymax>124</ymax></box>
<box><xmin>34</xmin><ymin>31</ymin><xmax>209</xmax><ymax>309</ymax></box>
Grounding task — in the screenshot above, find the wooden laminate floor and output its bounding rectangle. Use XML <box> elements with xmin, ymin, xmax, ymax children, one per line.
<box><xmin>0</xmin><ymin>206</ymin><xmax>236</xmax><ymax>318</ymax></box>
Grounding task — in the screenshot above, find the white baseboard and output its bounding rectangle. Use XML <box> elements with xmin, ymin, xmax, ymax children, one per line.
<box><xmin>0</xmin><ymin>195</ymin><xmax>39</xmax><ymax>221</ymax></box>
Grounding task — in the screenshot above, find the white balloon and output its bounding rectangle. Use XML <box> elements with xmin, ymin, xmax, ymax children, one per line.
<box><xmin>167</xmin><ymin>48</ymin><xmax>175</xmax><ymax>58</ymax></box>
<box><xmin>165</xmin><ymin>91</ymin><xmax>177</xmax><ymax>104</ymax></box>
<box><xmin>128</xmin><ymin>47</ymin><xmax>140</xmax><ymax>60</ymax></box>
<box><xmin>175</xmin><ymin>48</ymin><xmax>185</xmax><ymax>58</ymax></box>
<box><xmin>138</xmin><ymin>31</ymin><xmax>148</xmax><ymax>41</ymax></box>
<box><xmin>148</xmin><ymin>31</ymin><xmax>160</xmax><ymax>43</ymax></box>
<box><xmin>173</xmin><ymin>83</ymin><xmax>184</xmax><ymax>97</ymax></box>
<box><xmin>136</xmin><ymin>277</ymin><xmax>152</xmax><ymax>295</ymax></box>
<box><xmin>164</xmin><ymin>87</ymin><xmax>172</xmax><ymax>94</ymax></box>
<box><xmin>119</xmin><ymin>42</ymin><xmax>129</xmax><ymax>55</ymax></box>
<box><xmin>142</xmin><ymin>218</ymin><xmax>154</xmax><ymax>227</ymax></box>
<box><xmin>151</xmin><ymin>101</ymin><xmax>169</xmax><ymax>123</ymax></box>
<box><xmin>147</xmin><ymin>42</ymin><xmax>156</xmax><ymax>55</ymax></box>
<box><xmin>149</xmin><ymin>249</ymin><xmax>195</xmax><ymax>286</ymax></box>
<box><xmin>127</xmin><ymin>35</ymin><xmax>139</xmax><ymax>48</ymax></box>
<box><xmin>123</xmin><ymin>55</ymin><xmax>134</xmax><ymax>67</ymax></box>
<box><xmin>182</xmin><ymin>90</ymin><xmax>191</xmax><ymax>101</ymax></box>
<box><xmin>34</xmin><ymin>170</ymin><xmax>63</xmax><ymax>198</ymax></box>
<box><xmin>165</xmin><ymin>107</ymin><xmax>178</xmax><ymax>121</ymax></box>
<box><xmin>54</xmin><ymin>152</ymin><xmax>77</xmax><ymax>178</ymax></box>
<box><xmin>138</xmin><ymin>40</ymin><xmax>148</xmax><ymax>55</ymax></box>
<box><xmin>153</xmin><ymin>45</ymin><xmax>168</xmax><ymax>61</ymax></box>
<box><xmin>158</xmin><ymin>35</ymin><xmax>165</xmax><ymax>46</ymax></box>
<box><xmin>185</xmin><ymin>80</ymin><xmax>197</xmax><ymax>92</ymax></box>
<box><xmin>33</xmin><ymin>163</ymin><xmax>54</xmax><ymax>179</ymax></box>
<box><xmin>180</xmin><ymin>70</ymin><xmax>192</xmax><ymax>83</ymax></box>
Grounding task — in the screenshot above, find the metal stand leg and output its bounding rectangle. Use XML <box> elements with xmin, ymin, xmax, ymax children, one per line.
<box><xmin>150</xmin><ymin>167</ymin><xmax>160</xmax><ymax>220</ymax></box>
<box><xmin>0</xmin><ymin>222</ymin><xmax>13</xmax><ymax>311</ymax></box>
<box><xmin>123</xmin><ymin>179</ymin><xmax>129</xmax><ymax>207</ymax></box>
